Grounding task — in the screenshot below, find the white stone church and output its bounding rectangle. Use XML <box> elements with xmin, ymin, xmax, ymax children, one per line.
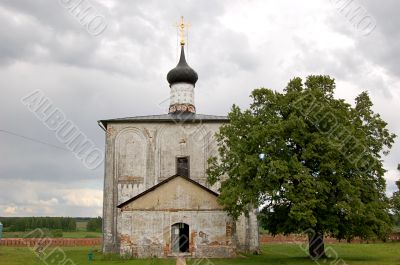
<box><xmin>98</xmin><ymin>23</ymin><xmax>259</xmax><ymax>258</ymax></box>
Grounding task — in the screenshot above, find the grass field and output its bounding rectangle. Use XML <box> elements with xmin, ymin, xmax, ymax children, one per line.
<box><xmin>62</xmin><ymin>231</ymin><xmax>102</xmax><ymax>238</ymax></box>
<box><xmin>76</xmin><ymin>221</ymin><xmax>88</xmax><ymax>231</ymax></box>
<box><xmin>0</xmin><ymin>243</ymin><xmax>399</xmax><ymax>265</ymax></box>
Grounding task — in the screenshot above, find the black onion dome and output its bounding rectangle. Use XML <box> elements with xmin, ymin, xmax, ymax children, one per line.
<box><xmin>167</xmin><ymin>45</ymin><xmax>198</xmax><ymax>86</ymax></box>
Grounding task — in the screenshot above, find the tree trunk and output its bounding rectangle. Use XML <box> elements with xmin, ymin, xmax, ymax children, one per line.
<box><xmin>308</xmin><ymin>232</ymin><xmax>326</xmax><ymax>259</ymax></box>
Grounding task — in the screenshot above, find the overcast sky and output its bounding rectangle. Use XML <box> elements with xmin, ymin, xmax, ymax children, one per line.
<box><xmin>0</xmin><ymin>0</ymin><xmax>399</xmax><ymax>217</ymax></box>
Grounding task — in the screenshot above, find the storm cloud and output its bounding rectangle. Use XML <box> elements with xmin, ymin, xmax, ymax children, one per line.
<box><xmin>0</xmin><ymin>0</ymin><xmax>399</xmax><ymax>216</ymax></box>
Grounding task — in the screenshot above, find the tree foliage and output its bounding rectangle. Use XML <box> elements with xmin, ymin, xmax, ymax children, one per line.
<box><xmin>0</xmin><ymin>217</ymin><xmax>76</xmax><ymax>232</ymax></box>
<box><xmin>207</xmin><ymin>75</ymin><xmax>396</xmax><ymax>258</ymax></box>
<box><xmin>391</xmin><ymin>164</ymin><xmax>400</xmax><ymax>221</ymax></box>
<box><xmin>86</xmin><ymin>216</ymin><xmax>102</xmax><ymax>232</ymax></box>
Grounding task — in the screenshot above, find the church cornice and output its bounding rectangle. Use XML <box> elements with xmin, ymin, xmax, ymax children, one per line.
<box><xmin>98</xmin><ymin>113</ymin><xmax>229</xmax><ymax>127</ymax></box>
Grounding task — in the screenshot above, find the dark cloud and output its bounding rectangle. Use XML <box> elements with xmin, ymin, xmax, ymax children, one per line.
<box><xmin>0</xmin><ymin>0</ymin><xmax>399</xmax><ymax>216</ymax></box>
<box><xmin>326</xmin><ymin>0</ymin><xmax>400</xmax><ymax>79</ymax></box>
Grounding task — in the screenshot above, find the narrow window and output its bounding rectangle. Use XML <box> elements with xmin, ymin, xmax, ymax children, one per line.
<box><xmin>176</xmin><ymin>157</ymin><xmax>189</xmax><ymax>177</ymax></box>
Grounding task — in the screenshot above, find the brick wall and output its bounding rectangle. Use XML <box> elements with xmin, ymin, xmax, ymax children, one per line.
<box><xmin>0</xmin><ymin>238</ymin><xmax>102</xmax><ymax>247</ymax></box>
<box><xmin>260</xmin><ymin>233</ymin><xmax>400</xmax><ymax>244</ymax></box>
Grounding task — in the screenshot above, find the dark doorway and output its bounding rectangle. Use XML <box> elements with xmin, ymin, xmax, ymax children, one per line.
<box><xmin>176</xmin><ymin>157</ymin><xmax>189</xmax><ymax>177</ymax></box>
<box><xmin>171</xmin><ymin>223</ymin><xmax>189</xmax><ymax>253</ymax></box>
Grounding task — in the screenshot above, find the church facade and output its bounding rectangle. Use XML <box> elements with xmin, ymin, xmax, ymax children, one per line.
<box><xmin>98</xmin><ymin>27</ymin><xmax>259</xmax><ymax>258</ymax></box>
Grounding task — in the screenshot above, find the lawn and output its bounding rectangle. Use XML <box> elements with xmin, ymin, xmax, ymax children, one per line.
<box><xmin>0</xmin><ymin>243</ymin><xmax>399</xmax><ymax>265</ymax></box>
<box><xmin>76</xmin><ymin>221</ymin><xmax>89</xmax><ymax>231</ymax></box>
<box><xmin>62</xmin><ymin>231</ymin><xmax>102</xmax><ymax>238</ymax></box>
<box><xmin>0</xmin><ymin>246</ymin><xmax>175</xmax><ymax>265</ymax></box>
<box><xmin>200</xmin><ymin>243</ymin><xmax>400</xmax><ymax>265</ymax></box>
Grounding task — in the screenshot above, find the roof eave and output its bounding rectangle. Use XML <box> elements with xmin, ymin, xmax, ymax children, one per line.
<box><xmin>98</xmin><ymin>115</ymin><xmax>229</xmax><ymax>127</ymax></box>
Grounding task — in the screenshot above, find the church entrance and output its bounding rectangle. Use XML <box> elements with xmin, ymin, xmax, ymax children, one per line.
<box><xmin>171</xmin><ymin>223</ymin><xmax>189</xmax><ymax>253</ymax></box>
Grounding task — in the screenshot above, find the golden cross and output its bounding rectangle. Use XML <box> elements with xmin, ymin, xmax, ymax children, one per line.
<box><xmin>176</xmin><ymin>16</ymin><xmax>190</xmax><ymax>46</ymax></box>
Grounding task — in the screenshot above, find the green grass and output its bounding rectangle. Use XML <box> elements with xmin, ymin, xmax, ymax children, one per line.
<box><xmin>0</xmin><ymin>246</ymin><xmax>175</xmax><ymax>265</ymax></box>
<box><xmin>2</xmin><ymin>232</ymin><xmax>25</xmax><ymax>238</ymax></box>
<box><xmin>76</xmin><ymin>221</ymin><xmax>88</xmax><ymax>231</ymax></box>
<box><xmin>0</xmin><ymin>243</ymin><xmax>400</xmax><ymax>265</ymax></box>
<box><xmin>62</xmin><ymin>231</ymin><xmax>102</xmax><ymax>238</ymax></box>
<box><xmin>194</xmin><ymin>243</ymin><xmax>400</xmax><ymax>265</ymax></box>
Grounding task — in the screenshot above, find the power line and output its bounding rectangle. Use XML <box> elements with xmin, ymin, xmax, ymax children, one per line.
<box><xmin>0</xmin><ymin>129</ymin><xmax>69</xmax><ymax>151</ymax></box>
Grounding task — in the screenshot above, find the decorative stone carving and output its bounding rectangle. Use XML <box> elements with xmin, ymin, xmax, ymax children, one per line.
<box><xmin>169</xmin><ymin>103</ymin><xmax>196</xmax><ymax>114</ymax></box>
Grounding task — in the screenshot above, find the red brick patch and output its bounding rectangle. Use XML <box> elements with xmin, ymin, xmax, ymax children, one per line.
<box><xmin>260</xmin><ymin>233</ymin><xmax>400</xmax><ymax>244</ymax></box>
<box><xmin>0</xmin><ymin>238</ymin><xmax>102</xmax><ymax>247</ymax></box>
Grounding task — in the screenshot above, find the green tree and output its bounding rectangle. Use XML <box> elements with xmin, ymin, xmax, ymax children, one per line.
<box><xmin>87</xmin><ymin>217</ymin><xmax>102</xmax><ymax>232</ymax></box>
<box><xmin>208</xmin><ymin>75</ymin><xmax>396</xmax><ymax>259</ymax></box>
<box><xmin>391</xmin><ymin>164</ymin><xmax>400</xmax><ymax>222</ymax></box>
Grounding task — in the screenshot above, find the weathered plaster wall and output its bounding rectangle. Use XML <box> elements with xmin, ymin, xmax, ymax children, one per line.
<box><xmin>102</xmin><ymin>120</ymin><xmax>260</xmax><ymax>256</ymax></box>
<box><xmin>235</xmin><ymin>209</ymin><xmax>260</xmax><ymax>253</ymax></box>
<box><xmin>118</xmin><ymin>176</ymin><xmax>236</xmax><ymax>258</ymax></box>
<box><xmin>122</xmin><ymin>177</ymin><xmax>222</xmax><ymax>211</ymax></box>
<box><xmin>102</xmin><ymin>121</ymin><xmax>223</xmax><ymax>253</ymax></box>
<box><xmin>119</xmin><ymin>211</ymin><xmax>235</xmax><ymax>258</ymax></box>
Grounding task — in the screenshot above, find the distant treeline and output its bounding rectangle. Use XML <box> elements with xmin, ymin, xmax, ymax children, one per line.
<box><xmin>0</xmin><ymin>217</ymin><xmax>76</xmax><ymax>232</ymax></box>
<box><xmin>87</xmin><ymin>216</ymin><xmax>102</xmax><ymax>232</ymax></box>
